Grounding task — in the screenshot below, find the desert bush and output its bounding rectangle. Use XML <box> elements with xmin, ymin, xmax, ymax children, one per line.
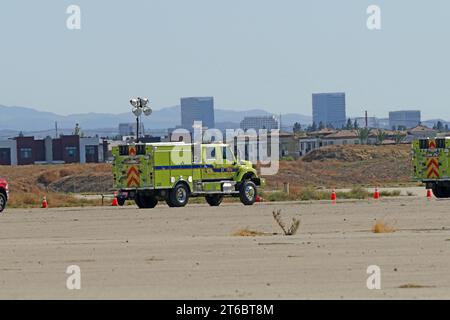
<box><xmin>232</xmin><ymin>229</ymin><xmax>267</xmax><ymax>237</ymax></box>
<box><xmin>372</xmin><ymin>220</ymin><xmax>396</xmax><ymax>233</ymax></box>
<box><xmin>337</xmin><ymin>186</ymin><xmax>369</xmax><ymax>199</ymax></box>
<box><xmin>272</xmin><ymin>209</ymin><xmax>301</xmax><ymax>236</ymax></box>
<box><xmin>8</xmin><ymin>192</ymin><xmax>102</xmax><ymax>208</ymax></box>
<box><xmin>265</xmin><ymin>191</ymin><xmax>292</xmax><ymax>202</ymax></box>
<box><xmin>59</xmin><ymin>168</ymin><xmax>77</xmax><ymax>177</ymax></box>
<box><xmin>37</xmin><ymin>171</ymin><xmax>60</xmax><ymax>186</ymax></box>
<box><xmin>379</xmin><ymin>190</ymin><xmax>401</xmax><ymax>197</ymax></box>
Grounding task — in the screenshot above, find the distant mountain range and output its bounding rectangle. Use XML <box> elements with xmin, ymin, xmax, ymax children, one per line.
<box><xmin>0</xmin><ymin>104</ymin><xmax>312</xmax><ymax>138</ymax></box>
<box><xmin>1</xmin><ymin>104</ymin><xmax>447</xmax><ymax>139</ymax></box>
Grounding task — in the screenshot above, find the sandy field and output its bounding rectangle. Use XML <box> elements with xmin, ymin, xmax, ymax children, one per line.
<box><xmin>0</xmin><ymin>196</ymin><xmax>449</xmax><ymax>299</ymax></box>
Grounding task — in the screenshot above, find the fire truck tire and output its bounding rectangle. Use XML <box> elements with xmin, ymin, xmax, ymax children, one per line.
<box><xmin>135</xmin><ymin>194</ymin><xmax>158</xmax><ymax>208</ymax></box>
<box><xmin>432</xmin><ymin>185</ymin><xmax>450</xmax><ymax>198</ymax></box>
<box><xmin>167</xmin><ymin>183</ymin><xmax>190</xmax><ymax>207</ymax></box>
<box><xmin>0</xmin><ymin>193</ymin><xmax>6</xmax><ymax>213</ymax></box>
<box><xmin>205</xmin><ymin>195</ymin><xmax>223</xmax><ymax>206</ymax></box>
<box><xmin>239</xmin><ymin>180</ymin><xmax>257</xmax><ymax>206</ymax></box>
<box><xmin>117</xmin><ymin>197</ymin><xmax>126</xmax><ymax>206</ymax></box>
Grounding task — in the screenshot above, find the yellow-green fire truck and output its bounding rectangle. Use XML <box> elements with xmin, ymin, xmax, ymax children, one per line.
<box><xmin>112</xmin><ymin>142</ymin><xmax>265</xmax><ymax>208</ymax></box>
<box><xmin>412</xmin><ymin>137</ymin><xmax>450</xmax><ymax>198</ymax></box>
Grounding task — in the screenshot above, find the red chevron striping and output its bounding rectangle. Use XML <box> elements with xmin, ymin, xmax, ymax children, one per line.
<box><xmin>428</xmin><ymin>140</ymin><xmax>436</xmax><ymax>149</ymax></box>
<box><xmin>427</xmin><ymin>167</ymin><xmax>440</xmax><ymax>178</ymax></box>
<box><xmin>127</xmin><ymin>166</ymin><xmax>139</xmax><ymax>176</ymax></box>
<box><xmin>427</xmin><ymin>158</ymin><xmax>439</xmax><ymax>168</ymax></box>
<box><xmin>129</xmin><ymin>147</ymin><xmax>136</xmax><ymax>156</ymax></box>
<box><xmin>127</xmin><ymin>176</ymin><xmax>140</xmax><ymax>187</ymax></box>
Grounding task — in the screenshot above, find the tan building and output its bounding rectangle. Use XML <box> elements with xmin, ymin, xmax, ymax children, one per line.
<box><xmin>407</xmin><ymin>125</ymin><xmax>437</xmax><ymax>138</ymax></box>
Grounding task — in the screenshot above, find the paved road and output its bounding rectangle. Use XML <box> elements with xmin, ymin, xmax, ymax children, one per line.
<box><xmin>0</xmin><ymin>197</ymin><xmax>449</xmax><ymax>299</ymax></box>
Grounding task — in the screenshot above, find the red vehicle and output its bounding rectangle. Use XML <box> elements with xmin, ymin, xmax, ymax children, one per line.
<box><xmin>0</xmin><ymin>178</ymin><xmax>9</xmax><ymax>213</ymax></box>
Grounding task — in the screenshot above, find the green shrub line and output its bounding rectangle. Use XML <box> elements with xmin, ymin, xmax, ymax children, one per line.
<box><xmin>260</xmin><ymin>186</ymin><xmax>401</xmax><ymax>202</ymax></box>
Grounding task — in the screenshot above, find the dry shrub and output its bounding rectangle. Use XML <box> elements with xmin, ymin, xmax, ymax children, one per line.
<box><xmin>37</xmin><ymin>170</ymin><xmax>60</xmax><ymax>186</ymax></box>
<box><xmin>372</xmin><ymin>220</ymin><xmax>396</xmax><ymax>233</ymax></box>
<box><xmin>7</xmin><ymin>192</ymin><xmax>102</xmax><ymax>208</ymax></box>
<box><xmin>59</xmin><ymin>168</ymin><xmax>77</xmax><ymax>177</ymax></box>
<box><xmin>399</xmin><ymin>284</ymin><xmax>433</xmax><ymax>289</ymax></box>
<box><xmin>232</xmin><ymin>229</ymin><xmax>266</xmax><ymax>237</ymax></box>
<box><xmin>272</xmin><ymin>209</ymin><xmax>301</xmax><ymax>236</ymax></box>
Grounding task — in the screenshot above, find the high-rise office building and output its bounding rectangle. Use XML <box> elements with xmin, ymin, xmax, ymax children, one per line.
<box><xmin>240</xmin><ymin>116</ymin><xmax>279</xmax><ymax>131</ymax></box>
<box><xmin>181</xmin><ymin>97</ymin><xmax>215</xmax><ymax>130</ymax></box>
<box><xmin>118</xmin><ymin>123</ymin><xmax>145</xmax><ymax>137</ymax></box>
<box><xmin>312</xmin><ymin>92</ymin><xmax>346</xmax><ymax>129</ymax></box>
<box><xmin>389</xmin><ymin>110</ymin><xmax>421</xmax><ymax>129</ymax></box>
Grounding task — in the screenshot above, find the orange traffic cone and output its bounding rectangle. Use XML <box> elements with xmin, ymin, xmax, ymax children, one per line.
<box><xmin>112</xmin><ymin>192</ymin><xmax>118</xmax><ymax>206</ymax></box>
<box><xmin>41</xmin><ymin>196</ymin><xmax>48</xmax><ymax>208</ymax></box>
<box><xmin>331</xmin><ymin>189</ymin><xmax>337</xmax><ymax>204</ymax></box>
<box><xmin>426</xmin><ymin>189</ymin><xmax>432</xmax><ymax>200</ymax></box>
<box><xmin>374</xmin><ymin>187</ymin><xmax>380</xmax><ymax>200</ymax></box>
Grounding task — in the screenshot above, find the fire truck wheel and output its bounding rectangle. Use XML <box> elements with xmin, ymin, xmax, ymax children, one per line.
<box><xmin>135</xmin><ymin>194</ymin><xmax>158</xmax><ymax>208</ymax></box>
<box><xmin>432</xmin><ymin>185</ymin><xmax>450</xmax><ymax>198</ymax></box>
<box><xmin>0</xmin><ymin>193</ymin><xmax>6</xmax><ymax>213</ymax></box>
<box><xmin>167</xmin><ymin>183</ymin><xmax>190</xmax><ymax>207</ymax></box>
<box><xmin>239</xmin><ymin>180</ymin><xmax>257</xmax><ymax>206</ymax></box>
<box><xmin>117</xmin><ymin>197</ymin><xmax>126</xmax><ymax>206</ymax></box>
<box><xmin>205</xmin><ymin>195</ymin><xmax>223</xmax><ymax>206</ymax></box>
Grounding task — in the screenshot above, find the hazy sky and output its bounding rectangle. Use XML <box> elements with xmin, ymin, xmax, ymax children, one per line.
<box><xmin>1</xmin><ymin>0</ymin><xmax>449</xmax><ymax>119</ymax></box>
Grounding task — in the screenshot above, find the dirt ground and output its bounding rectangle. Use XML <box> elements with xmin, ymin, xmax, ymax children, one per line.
<box><xmin>0</xmin><ymin>196</ymin><xmax>449</xmax><ymax>299</ymax></box>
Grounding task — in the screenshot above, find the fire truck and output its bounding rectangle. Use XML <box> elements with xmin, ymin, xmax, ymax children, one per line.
<box><xmin>0</xmin><ymin>177</ymin><xmax>9</xmax><ymax>213</ymax></box>
<box><xmin>112</xmin><ymin>142</ymin><xmax>265</xmax><ymax>208</ymax></box>
<box><xmin>412</xmin><ymin>137</ymin><xmax>450</xmax><ymax>198</ymax></box>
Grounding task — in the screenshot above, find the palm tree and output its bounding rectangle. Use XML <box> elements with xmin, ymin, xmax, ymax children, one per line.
<box><xmin>376</xmin><ymin>130</ymin><xmax>387</xmax><ymax>145</ymax></box>
<box><xmin>357</xmin><ymin>127</ymin><xmax>370</xmax><ymax>145</ymax></box>
<box><xmin>394</xmin><ymin>132</ymin><xmax>406</xmax><ymax>144</ymax></box>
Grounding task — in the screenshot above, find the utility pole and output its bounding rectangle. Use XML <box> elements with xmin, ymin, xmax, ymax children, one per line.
<box><xmin>55</xmin><ymin>121</ymin><xmax>58</xmax><ymax>138</ymax></box>
<box><xmin>365</xmin><ymin>110</ymin><xmax>368</xmax><ymax>128</ymax></box>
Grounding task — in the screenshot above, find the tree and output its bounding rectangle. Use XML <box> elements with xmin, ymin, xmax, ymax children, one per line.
<box><xmin>375</xmin><ymin>130</ymin><xmax>387</xmax><ymax>145</ymax></box>
<box><xmin>346</xmin><ymin>118</ymin><xmax>353</xmax><ymax>130</ymax></box>
<box><xmin>354</xmin><ymin>120</ymin><xmax>359</xmax><ymax>130</ymax></box>
<box><xmin>73</xmin><ymin>123</ymin><xmax>84</xmax><ymax>137</ymax></box>
<box><xmin>394</xmin><ymin>132</ymin><xmax>406</xmax><ymax>145</ymax></box>
<box><xmin>357</xmin><ymin>127</ymin><xmax>370</xmax><ymax>145</ymax></box>
<box><xmin>445</xmin><ymin>124</ymin><xmax>449</xmax><ymax>132</ymax></box>
<box><xmin>436</xmin><ymin>121</ymin><xmax>444</xmax><ymax>132</ymax></box>
<box><xmin>293</xmin><ymin>122</ymin><xmax>302</xmax><ymax>134</ymax></box>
